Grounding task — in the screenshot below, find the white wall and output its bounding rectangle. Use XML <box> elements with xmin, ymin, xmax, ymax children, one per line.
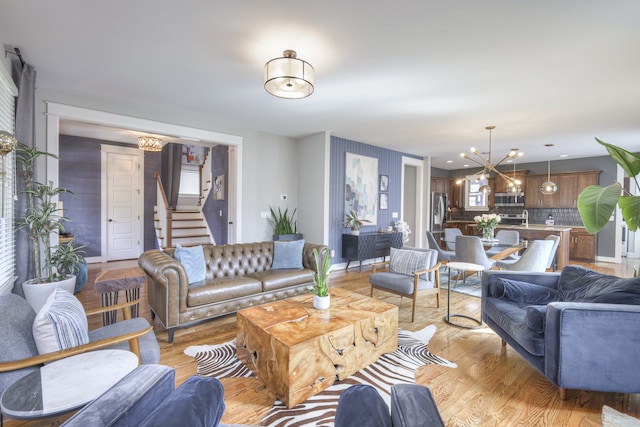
<box><xmin>298</xmin><ymin>132</ymin><xmax>330</xmax><ymax>246</ymax></box>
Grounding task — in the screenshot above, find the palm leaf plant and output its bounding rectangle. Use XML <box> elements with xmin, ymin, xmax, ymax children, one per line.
<box><xmin>577</xmin><ymin>138</ymin><xmax>640</xmax><ymax>234</ymax></box>
<box><xmin>308</xmin><ymin>247</ymin><xmax>331</xmax><ymax>297</ymax></box>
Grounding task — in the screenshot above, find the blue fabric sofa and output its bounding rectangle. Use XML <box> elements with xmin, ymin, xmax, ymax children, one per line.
<box><xmin>482</xmin><ymin>265</ymin><xmax>640</xmax><ymax>399</ymax></box>
<box><xmin>62</xmin><ymin>364</ymin><xmax>248</xmax><ymax>427</ymax></box>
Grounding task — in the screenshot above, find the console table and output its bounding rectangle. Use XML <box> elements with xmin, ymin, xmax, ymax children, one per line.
<box><xmin>342</xmin><ymin>232</ymin><xmax>403</xmax><ymax>272</ymax></box>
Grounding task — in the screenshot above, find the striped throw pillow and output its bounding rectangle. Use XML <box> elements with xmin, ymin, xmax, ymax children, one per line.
<box><xmin>389</xmin><ymin>247</ymin><xmax>430</xmax><ymax>280</ymax></box>
<box><xmin>32</xmin><ymin>288</ymin><xmax>89</xmax><ymax>355</ymax></box>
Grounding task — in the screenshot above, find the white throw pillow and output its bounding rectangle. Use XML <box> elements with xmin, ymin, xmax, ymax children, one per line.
<box><xmin>32</xmin><ymin>288</ymin><xmax>89</xmax><ymax>355</ymax></box>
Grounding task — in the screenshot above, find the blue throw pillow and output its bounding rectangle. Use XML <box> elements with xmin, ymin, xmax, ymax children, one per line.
<box><xmin>272</xmin><ymin>239</ymin><xmax>305</xmax><ymax>270</ymax></box>
<box><xmin>174</xmin><ymin>244</ymin><xmax>206</xmax><ymax>285</ymax></box>
<box><xmin>524</xmin><ymin>305</ymin><xmax>547</xmax><ymax>334</ymax></box>
<box><xmin>559</xmin><ymin>265</ymin><xmax>640</xmax><ymax>304</ymax></box>
<box><xmin>489</xmin><ymin>278</ymin><xmax>558</xmax><ymax>304</ymax></box>
<box><xmin>389</xmin><ymin>247</ymin><xmax>431</xmax><ymax>280</ymax></box>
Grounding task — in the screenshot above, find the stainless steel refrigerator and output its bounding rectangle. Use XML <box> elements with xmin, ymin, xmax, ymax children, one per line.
<box><xmin>430</xmin><ymin>192</ymin><xmax>448</xmax><ymax>241</ymax></box>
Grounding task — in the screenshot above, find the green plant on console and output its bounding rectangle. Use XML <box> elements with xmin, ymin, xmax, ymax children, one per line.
<box><xmin>309</xmin><ymin>247</ymin><xmax>331</xmax><ymax>297</ymax></box>
<box><xmin>16</xmin><ymin>142</ymin><xmax>84</xmax><ymax>283</ymax></box>
<box><xmin>343</xmin><ymin>209</ymin><xmax>370</xmax><ymax>231</ymax></box>
<box><xmin>577</xmin><ymin>138</ymin><xmax>640</xmax><ymax>234</ymax></box>
<box><xmin>269</xmin><ymin>206</ymin><xmax>297</xmax><ymax>235</ymax></box>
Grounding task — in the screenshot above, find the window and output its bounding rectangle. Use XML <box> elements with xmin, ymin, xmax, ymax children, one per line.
<box><xmin>0</xmin><ymin>62</ymin><xmax>18</xmax><ymax>295</ymax></box>
<box><xmin>464</xmin><ymin>175</ymin><xmax>489</xmax><ymax>211</ymax></box>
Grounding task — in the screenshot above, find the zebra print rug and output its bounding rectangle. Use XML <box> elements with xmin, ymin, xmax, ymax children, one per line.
<box><xmin>185</xmin><ymin>325</ymin><xmax>456</xmax><ymax>427</ymax></box>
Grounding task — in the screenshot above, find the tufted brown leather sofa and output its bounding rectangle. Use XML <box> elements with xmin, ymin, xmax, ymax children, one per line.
<box><xmin>138</xmin><ymin>241</ymin><xmax>329</xmax><ymax>342</ymax></box>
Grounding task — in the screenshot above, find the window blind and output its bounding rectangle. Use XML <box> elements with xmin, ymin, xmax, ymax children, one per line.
<box><xmin>0</xmin><ymin>61</ymin><xmax>18</xmax><ymax>295</ymax></box>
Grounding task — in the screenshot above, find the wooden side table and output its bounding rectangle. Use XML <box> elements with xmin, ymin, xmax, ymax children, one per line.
<box><xmin>445</xmin><ymin>262</ymin><xmax>485</xmax><ymax>329</ymax></box>
<box><xmin>94</xmin><ymin>267</ymin><xmax>145</xmax><ymax>326</ymax></box>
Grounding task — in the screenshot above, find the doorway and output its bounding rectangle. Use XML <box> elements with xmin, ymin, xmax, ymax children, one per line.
<box><xmin>401</xmin><ymin>156</ymin><xmax>424</xmax><ymax>248</ymax></box>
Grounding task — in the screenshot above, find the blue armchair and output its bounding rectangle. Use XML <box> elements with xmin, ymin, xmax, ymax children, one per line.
<box><xmin>482</xmin><ymin>266</ymin><xmax>640</xmax><ymax>399</ymax></box>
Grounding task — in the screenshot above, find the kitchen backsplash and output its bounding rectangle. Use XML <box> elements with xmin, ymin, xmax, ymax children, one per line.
<box><xmin>449</xmin><ymin>207</ymin><xmax>586</xmax><ymax>227</ymax></box>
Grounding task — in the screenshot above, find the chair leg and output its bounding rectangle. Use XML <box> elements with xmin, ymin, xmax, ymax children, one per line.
<box><xmin>559</xmin><ymin>388</ymin><xmax>567</xmax><ymax>400</ymax></box>
<box><xmin>411</xmin><ymin>295</ymin><xmax>417</xmax><ymax>322</ymax></box>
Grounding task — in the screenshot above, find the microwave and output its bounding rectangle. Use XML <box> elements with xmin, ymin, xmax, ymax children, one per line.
<box><xmin>494</xmin><ymin>192</ymin><xmax>525</xmax><ymax>207</ymax></box>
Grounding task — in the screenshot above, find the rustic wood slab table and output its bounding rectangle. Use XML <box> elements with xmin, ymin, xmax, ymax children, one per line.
<box><xmin>236</xmin><ymin>288</ymin><xmax>398</xmax><ymax>408</ymax></box>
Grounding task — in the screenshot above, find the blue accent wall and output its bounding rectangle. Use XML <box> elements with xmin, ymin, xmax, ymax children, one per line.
<box><xmin>329</xmin><ymin>136</ymin><xmax>422</xmax><ymax>262</ymax></box>
<box><xmin>203</xmin><ymin>145</ymin><xmax>229</xmax><ymax>244</ymax></box>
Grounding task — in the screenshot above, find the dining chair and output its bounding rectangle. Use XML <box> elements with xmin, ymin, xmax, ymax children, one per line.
<box><xmin>426</xmin><ymin>231</ymin><xmax>455</xmax><ymax>263</ymax></box>
<box><xmin>454</xmin><ymin>236</ymin><xmax>497</xmax><ymax>284</ymax></box>
<box><xmin>444</xmin><ymin>228</ymin><xmax>462</xmax><ymax>251</ymax></box>
<box><xmin>545</xmin><ymin>235</ymin><xmax>561</xmax><ymax>271</ymax></box>
<box><xmin>486</xmin><ymin>230</ymin><xmax>521</xmax><ymax>260</ymax></box>
<box><xmin>495</xmin><ymin>239</ymin><xmax>555</xmax><ymax>272</ymax></box>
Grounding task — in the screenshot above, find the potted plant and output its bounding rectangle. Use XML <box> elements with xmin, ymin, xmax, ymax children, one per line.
<box><xmin>308</xmin><ymin>247</ymin><xmax>332</xmax><ymax>309</ymax></box>
<box><xmin>16</xmin><ymin>143</ymin><xmax>86</xmax><ymax>312</ymax></box>
<box><xmin>269</xmin><ymin>206</ymin><xmax>302</xmax><ymax>241</ymax></box>
<box><xmin>343</xmin><ymin>209</ymin><xmax>370</xmax><ymax>235</ymax></box>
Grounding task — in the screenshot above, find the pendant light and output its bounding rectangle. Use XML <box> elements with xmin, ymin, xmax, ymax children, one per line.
<box><xmin>507</xmin><ymin>148</ymin><xmax>522</xmax><ymax>194</ymax></box>
<box><xmin>138</xmin><ymin>136</ymin><xmax>163</xmax><ymax>152</ymax></box>
<box><xmin>540</xmin><ymin>143</ymin><xmax>558</xmax><ymax>195</ymax></box>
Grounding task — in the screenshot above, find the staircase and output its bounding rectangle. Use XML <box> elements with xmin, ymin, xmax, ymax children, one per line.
<box><xmin>159</xmin><ymin>210</ymin><xmax>212</xmax><ymax>249</ymax></box>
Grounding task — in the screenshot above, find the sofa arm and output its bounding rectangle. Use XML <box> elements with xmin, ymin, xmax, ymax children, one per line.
<box><xmin>545</xmin><ymin>302</ymin><xmax>640</xmax><ymax>393</ymax></box>
<box><xmin>302</xmin><ymin>243</ymin><xmax>330</xmax><ymax>272</ymax></box>
<box><xmin>138</xmin><ymin>250</ymin><xmax>189</xmax><ymax>329</ymax></box>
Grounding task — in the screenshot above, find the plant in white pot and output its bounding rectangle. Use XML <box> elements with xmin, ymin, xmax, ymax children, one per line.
<box><xmin>343</xmin><ymin>209</ymin><xmax>370</xmax><ymax>235</ymax></box>
<box><xmin>17</xmin><ymin>143</ymin><xmax>86</xmax><ymax>312</ymax></box>
<box><xmin>308</xmin><ymin>247</ymin><xmax>332</xmax><ymax>310</ymax></box>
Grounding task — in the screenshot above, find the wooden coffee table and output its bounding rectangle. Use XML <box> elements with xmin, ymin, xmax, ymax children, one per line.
<box><xmin>236</xmin><ymin>288</ymin><xmax>398</xmax><ymax>408</ymax></box>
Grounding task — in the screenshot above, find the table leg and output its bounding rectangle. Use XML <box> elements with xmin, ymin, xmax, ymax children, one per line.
<box><xmin>125</xmin><ymin>288</ymin><xmax>140</xmax><ymax>318</ymax></box>
<box><xmin>101</xmin><ymin>292</ymin><xmax>119</xmax><ymax>326</ymax></box>
<box><xmin>444</xmin><ymin>267</ymin><xmax>482</xmax><ymax>329</ymax></box>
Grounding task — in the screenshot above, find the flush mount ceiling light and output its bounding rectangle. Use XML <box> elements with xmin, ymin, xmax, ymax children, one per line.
<box><xmin>540</xmin><ymin>143</ymin><xmax>558</xmax><ymax>195</ymax></box>
<box><xmin>264</xmin><ymin>50</ymin><xmax>314</xmax><ymax>99</ymax></box>
<box><xmin>460</xmin><ymin>126</ymin><xmax>524</xmax><ymax>194</ymax></box>
<box><xmin>138</xmin><ymin>136</ymin><xmax>163</xmax><ymax>152</ymax></box>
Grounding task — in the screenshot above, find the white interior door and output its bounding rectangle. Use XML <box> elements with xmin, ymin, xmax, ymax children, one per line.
<box><xmin>104</xmin><ymin>147</ymin><xmax>143</xmax><ymax>260</ymax></box>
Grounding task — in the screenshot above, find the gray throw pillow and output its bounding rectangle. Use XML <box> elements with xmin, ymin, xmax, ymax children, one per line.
<box><xmin>174</xmin><ymin>244</ymin><xmax>206</xmax><ymax>285</ymax></box>
<box><xmin>389</xmin><ymin>247</ymin><xmax>430</xmax><ymax>280</ymax></box>
<box><xmin>559</xmin><ymin>265</ymin><xmax>640</xmax><ymax>304</ymax></box>
<box><xmin>272</xmin><ymin>239</ymin><xmax>305</xmax><ymax>270</ymax></box>
<box><xmin>524</xmin><ymin>305</ymin><xmax>547</xmax><ymax>334</ymax></box>
<box><xmin>489</xmin><ymin>278</ymin><xmax>558</xmax><ymax>304</ymax></box>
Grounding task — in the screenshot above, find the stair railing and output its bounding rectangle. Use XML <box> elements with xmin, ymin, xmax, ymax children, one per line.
<box><xmin>199</xmin><ymin>148</ymin><xmax>212</xmax><ymax>207</ymax></box>
<box><xmin>155</xmin><ymin>173</ymin><xmax>172</xmax><ymax>248</ymax></box>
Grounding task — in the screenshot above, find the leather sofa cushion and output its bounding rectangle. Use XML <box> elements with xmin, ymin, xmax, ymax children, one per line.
<box><xmin>187</xmin><ymin>277</ymin><xmax>262</xmax><ymax>306</ymax></box>
<box><xmin>248</xmin><ymin>269</ymin><xmax>314</xmax><ymax>292</ymax></box>
<box><xmin>484</xmin><ymin>297</ymin><xmax>545</xmax><ymax>356</ymax></box>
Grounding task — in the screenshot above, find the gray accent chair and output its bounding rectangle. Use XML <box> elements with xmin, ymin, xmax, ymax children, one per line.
<box><xmin>545</xmin><ymin>235</ymin><xmax>561</xmax><ymax>271</ymax></box>
<box><xmin>495</xmin><ymin>239</ymin><xmax>554</xmax><ymax>272</ymax></box>
<box><xmin>486</xmin><ymin>230</ymin><xmax>520</xmax><ymax>260</ymax></box>
<box><xmin>369</xmin><ymin>247</ymin><xmax>440</xmax><ymax>322</ymax></box>
<box><xmin>62</xmin><ymin>365</ymin><xmax>247</xmax><ymax>427</ymax></box>
<box><xmin>454</xmin><ymin>236</ymin><xmax>496</xmax><ymax>283</ymax></box>
<box><xmin>444</xmin><ymin>228</ymin><xmax>462</xmax><ymax>251</ymax></box>
<box><xmin>482</xmin><ymin>266</ymin><xmax>640</xmax><ymax>399</ymax></box>
<box><xmin>426</xmin><ymin>231</ymin><xmax>455</xmax><ymax>263</ymax></box>
<box><xmin>335</xmin><ymin>384</ymin><xmax>445</xmax><ymax>427</ymax></box>
<box><xmin>0</xmin><ymin>293</ymin><xmax>160</xmax><ymax>425</ymax></box>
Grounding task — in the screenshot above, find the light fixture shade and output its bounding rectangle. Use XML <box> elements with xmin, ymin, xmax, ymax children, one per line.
<box><xmin>264</xmin><ymin>50</ymin><xmax>314</xmax><ymax>99</ymax></box>
<box><xmin>479</xmin><ymin>184</ymin><xmax>492</xmax><ymax>194</ymax></box>
<box><xmin>138</xmin><ymin>136</ymin><xmax>163</xmax><ymax>152</ymax></box>
<box><xmin>540</xmin><ymin>181</ymin><xmax>558</xmax><ymax>195</ymax></box>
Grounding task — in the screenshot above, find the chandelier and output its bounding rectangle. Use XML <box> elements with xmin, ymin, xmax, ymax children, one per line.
<box><xmin>138</xmin><ymin>136</ymin><xmax>163</xmax><ymax>152</ymax></box>
<box><xmin>460</xmin><ymin>126</ymin><xmax>523</xmax><ymax>194</ymax></box>
<box><xmin>264</xmin><ymin>50</ymin><xmax>314</xmax><ymax>99</ymax></box>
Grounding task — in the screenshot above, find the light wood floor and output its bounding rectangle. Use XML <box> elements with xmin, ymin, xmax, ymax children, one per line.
<box><xmin>6</xmin><ymin>259</ymin><xmax>640</xmax><ymax>426</ymax></box>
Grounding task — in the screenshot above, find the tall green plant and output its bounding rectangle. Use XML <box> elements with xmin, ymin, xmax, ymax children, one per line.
<box><xmin>16</xmin><ymin>142</ymin><xmax>81</xmax><ymax>283</ymax></box>
<box><xmin>577</xmin><ymin>138</ymin><xmax>640</xmax><ymax>233</ymax></box>
<box><xmin>308</xmin><ymin>248</ymin><xmax>331</xmax><ymax>297</ymax></box>
<box><xmin>269</xmin><ymin>206</ymin><xmax>297</xmax><ymax>235</ymax></box>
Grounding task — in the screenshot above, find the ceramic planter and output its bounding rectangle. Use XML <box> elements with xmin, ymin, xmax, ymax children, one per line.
<box><xmin>23</xmin><ymin>275</ymin><xmax>76</xmax><ymax>313</ymax></box>
<box><xmin>313</xmin><ymin>294</ymin><xmax>330</xmax><ymax>310</ymax></box>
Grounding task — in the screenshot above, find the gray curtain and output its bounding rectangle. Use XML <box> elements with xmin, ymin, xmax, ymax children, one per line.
<box><xmin>14</xmin><ymin>64</ymin><xmax>37</xmax><ymax>296</ymax></box>
<box><xmin>161</xmin><ymin>143</ymin><xmax>183</xmax><ymax>209</ymax></box>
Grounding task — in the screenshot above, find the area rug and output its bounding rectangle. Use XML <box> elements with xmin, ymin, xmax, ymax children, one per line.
<box><xmin>185</xmin><ymin>325</ymin><xmax>456</xmax><ymax>427</ymax></box>
<box><xmin>440</xmin><ymin>266</ymin><xmax>482</xmax><ymax>298</ymax></box>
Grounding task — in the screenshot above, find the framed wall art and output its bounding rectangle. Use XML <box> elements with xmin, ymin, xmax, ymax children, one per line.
<box><xmin>213</xmin><ymin>175</ymin><xmax>225</xmax><ymax>200</ymax></box>
<box><xmin>379</xmin><ymin>175</ymin><xmax>389</xmax><ymax>192</ymax></box>
<box><xmin>379</xmin><ymin>192</ymin><xmax>388</xmax><ymax>210</ymax></box>
<box><xmin>344</xmin><ymin>152</ymin><xmax>378</xmax><ymax>225</ymax></box>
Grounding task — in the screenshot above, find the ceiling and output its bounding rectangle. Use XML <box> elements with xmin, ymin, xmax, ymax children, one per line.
<box><xmin>1</xmin><ymin>0</ymin><xmax>639</xmax><ymax>169</ymax></box>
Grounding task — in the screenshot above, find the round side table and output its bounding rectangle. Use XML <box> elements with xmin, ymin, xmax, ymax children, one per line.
<box><xmin>445</xmin><ymin>261</ymin><xmax>485</xmax><ymax>329</ymax></box>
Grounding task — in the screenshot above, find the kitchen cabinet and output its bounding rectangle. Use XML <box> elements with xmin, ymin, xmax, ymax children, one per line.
<box><xmin>494</xmin><ymin>169</ymin><xmax>528</xmax><ymax>193</ymax></box>
<box><xmin>569</xmin><ymin>227</ymin><xmax>596</xmax><ymax>262</ymax></box>
<box><xmin>431</xmin><ymin>176</ymin><xmax>450</xmax><ymax>195</ymax></box>
<box><xmin>557</xmin><ymin>171</ymin><xmax>600</xmax><ymax>208</ymax></box>
<box><xmin>449</xmin><ymin>181</ymin><xmax>465</xmax><ymax>209</ymax></box>
<box><xmin>524</xmin><ymin>174</ymin><xmax>558</xmax><ymax>208</ymax></box>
